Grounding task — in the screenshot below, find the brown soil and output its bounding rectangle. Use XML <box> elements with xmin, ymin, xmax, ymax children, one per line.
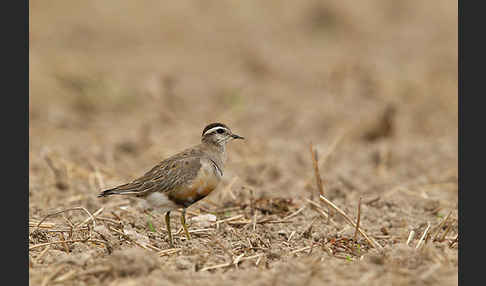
<box><xmin>30</xmin><ymin>1</ymin><xmax>458</xmax><ymax>285</ymax></box>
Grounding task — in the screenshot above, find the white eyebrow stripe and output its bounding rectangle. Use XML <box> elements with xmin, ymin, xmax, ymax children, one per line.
<box><xmin>203</xmin><ymin>126</ymin><xmax>228</xmax><ymax>136</ymax></box>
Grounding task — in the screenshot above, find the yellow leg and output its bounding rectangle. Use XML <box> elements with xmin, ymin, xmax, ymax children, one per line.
<box><xmin>165</xmin><ymin>211</ymin><xmax>174</xmax><ymax>248</ymax></box>
<box><xmin>181</xmin><ymin>208</ymin><xmax>191</xmax><ymax>240</ymax></box>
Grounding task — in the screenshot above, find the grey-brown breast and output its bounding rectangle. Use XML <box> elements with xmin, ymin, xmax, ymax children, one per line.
<box><xmin>166</xmin><ymin>156</ymin><xmax>223</xmax><ymax>207</ymax></box>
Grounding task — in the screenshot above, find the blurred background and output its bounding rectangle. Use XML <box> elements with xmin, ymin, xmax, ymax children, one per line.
<box><xmin>29</xmin><ymin>0</ymin><xmax>457</xmax><ymax>284</ymax></box>
<box><xmin>30</xmin><ymin>0</ymin><xmax>457</xmax><ymax>206</ymax></box>
<box><xmin>29</xmin><ymin>0</ymin><xmax>457</xmax><ymax>201</ymax></box>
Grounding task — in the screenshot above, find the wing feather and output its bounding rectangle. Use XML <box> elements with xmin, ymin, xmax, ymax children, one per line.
<box><xmin>98</xmin><ymin>147</ymin><xmax>203</xmax><ymax>197</ymax></box>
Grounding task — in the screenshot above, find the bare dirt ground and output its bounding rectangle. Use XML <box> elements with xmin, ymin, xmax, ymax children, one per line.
<box><xmin>29</xmin><ymin>1</ymin><xmax>458</xmax><ymax>285</ymax></box>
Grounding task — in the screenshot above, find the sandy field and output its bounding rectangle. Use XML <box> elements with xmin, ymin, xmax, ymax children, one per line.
<box><xmin>29</xmin><ymin>1</ymin><xmax>458</xmax><ymax>285</ymax></box>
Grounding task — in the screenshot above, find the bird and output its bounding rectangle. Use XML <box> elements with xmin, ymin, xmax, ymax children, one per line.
<box><xmin>98</xmin><ymin>122</ymin><xmax>244</xmax><ymax>247</ymax></box>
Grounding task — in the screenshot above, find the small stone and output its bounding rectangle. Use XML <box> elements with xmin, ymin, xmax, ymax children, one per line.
<box><xmin>190</xmin><ymin>214</ymin><xmax>217</xmax><ymax>227</ymax></box>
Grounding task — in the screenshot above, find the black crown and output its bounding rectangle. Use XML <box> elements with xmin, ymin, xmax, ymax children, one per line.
<box><xmin>202</xmin><ymin>122</ymin><xmax>229</xmax><ymax>136</ymax></box>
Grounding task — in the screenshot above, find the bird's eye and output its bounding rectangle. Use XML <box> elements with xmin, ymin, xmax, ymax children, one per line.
<box><xmin>217</xmin><ymin>129</ymin><xmax>225</xmax><ymax>134</ymax></box>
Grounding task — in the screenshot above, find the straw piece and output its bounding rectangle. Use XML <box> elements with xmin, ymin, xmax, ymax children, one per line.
<box><xmin>416</xmin><ymin>223</ymin><xmax>431</xmax><ymax>249</ymax></box>
<box><xmin>319</xmin><ymin>195</ymin><xmax>383</xmax><ymax>249</ymax></box>
<box><xmin>353</xmin><ymin>197</ymin><xmax>362</xmax><ymax>241</ymax></box>
<box><xmin>199</xmin><ymin>254</ymin><xmax>263</xmax><ymax>272</ymax></box>
<box><xmin>406</xmin><ymin>230</ymin><xmax>416</xmax><ymax>246</ymax></box>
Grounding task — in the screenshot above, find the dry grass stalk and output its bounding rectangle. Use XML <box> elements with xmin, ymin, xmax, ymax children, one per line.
<box><xmin>439</xmin><ymin>220</ymin><xmax>455</xmax><ymax>242</ymax></box>
<box><xmin>322</xmin><ymin>244</ymin><xmax>333</xmax><ymax>256</ymax></box>
<box><xmin>252</xmin><ymin>212</ymin><xmax>258</xmax><ymax>232</ymax></box>
<box><xmin>308</xmin><ymin>242</ymin><xmax>317</xmax><ymax>256</ymax></box>
<box><xmin>306</xmin><ymin>199</ymin><xmax>340</xmax><ymax>228</ymax></box>
<box><xmin>353</xmin><ymin>197</ymin><xmax>362</xmax><ymax>241</ymax></box>
<box><xmin>282</xmin><ymin>205</ymin><xmax>306</xmax><ymax>221</ymax></box>
<box><xmin>158</xmin><ymin>248</ymin><xmax>182</xmax><ymax>256</ymax></box>
<box><xmin>226</xmin><ymin>218</ymin><xmax>293</xmax><ymax>226</ymax></box>
<box><xmin>58</xmin><ymin>232</ymin><xmax>70</xmax><ymax>253</ymax></box>
<box><xmin>302</xmin><ymin>218</ymin><xmax>318</xmax><ymax>239</ymax></box>
<box><xmin>416</xmin><ymin>222</ymin><xmax>431</xmax><ymax>249</ymax></box>
<box><xmin>306</xmin><ymin>199</ymin><xmax>328</xmax><ymax>219</ymax></box>
<box><xmin>253</xmin><ymin>232</ymin><xmax>271</xmax><ymax>248</ymax></box>
<box><xmin>29</xmin><ymin>221</ymin><xmax>56</xmax><ymax>228</ymax></box>
<box><xmin>146</xmin><ymin>244</ymin><xmax>162</xmax><ymax>252</ymax></box>
<box><xmin>288</xmin><ymin>230</ymin><xmax>296</xmax><ymax>242</ymax></box>
<box><xmin>249</xmin><ymin>188</ymin><xmax>256</xmax><ymax>216</ymax></box>
<box><xmin>247</xmin><ymin>237</ymin><xmax>253</xmax><ymax>248</ymax></box>
<box><xmin>319</xmin><ymin>195</ymin><xmax>383</xmax><ymax>249</ymax></box>
<box><xmin>97</xmin><ymin>216</ymin><xmax>121</xmax><ymax>225</ymax></box>
<box><xmin>29</xmin><ymin>239</ymin><xmax>110</xmax><ymax>251</ymax></box>
<box><xmin>233</xmin><ymin>253</ymin><xmax>245</xmax><ymax>269</ymax></box>
<box><xmin>108</xmin><ymin>228</ymin><xmax>154</xmax><ymax>251</ymax></box>
<box><xmin>449</xmin><ymin>234</ymin><xmax>458</xmax><ymax>248</ymax></box>
<box><xmin>309</xmin><ymin>131</ymin><xmax>348</xmax><ymax>196</ymax></box>
<box><xmin>198</xmin><ymin>262</ymin><xmax>229</xmax><ymax>272</ymax></box>
<box><xmin>406</xmin><ymin>230</ymin><xmax>416</xmax><ymax>246</ymax></box>
<box><xmin>199</xmin><ymin>254</ymin><xmax>264</xmax><ymax>272</ymax></box>
<box><xmin>431</xmin><ymin>209</ymin><xmax>452</xmax><ymax>241</ymax></box>
<box><xmin>76</xmin><ymin>207</ymin><xmax>104</xmax><ymax>228</ymax></box>
<box><xmin>32</xmin><ymin>207</ymin><xmax>97</xmax><ymax>235</ymax></box>
<box><xmin>213</xmin><ymin>214</ymin><xmax>245</xmax><ymax>228</ymax></box>
<box><xmin>255</xmin><ymin>255</ymin><xmax>263</xmax><ymax>266</ymax></box>
<box><xmin>309</xmin><ymin>143</ymin><xmax>325</xmax><ymax>198</ymax></box>
<box><xmin>188</xmin><ymin>228</ymin><xmax>213</xmax><ymax>234</ymax></box>
<box><xmin>289</xmin><ymin>246</ymin><xmax>311</xmax><ymax>255</ymax></box>
<box><xmin>63</xmin><ymin>216</ymin><xmax>75</xmax><ymax>230</ymax></box>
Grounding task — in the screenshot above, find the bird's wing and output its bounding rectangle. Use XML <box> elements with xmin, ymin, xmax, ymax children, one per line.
<box><xmin>100</xmin><ymin>148</ymin><xmax>203</xmax><ymax>197</ymax></box>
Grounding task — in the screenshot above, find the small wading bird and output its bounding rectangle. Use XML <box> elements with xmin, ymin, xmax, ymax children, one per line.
<box><xmin>98</xmin><ymin>123</ymin><xmax>244</xmax><ymax>247</ymax></box>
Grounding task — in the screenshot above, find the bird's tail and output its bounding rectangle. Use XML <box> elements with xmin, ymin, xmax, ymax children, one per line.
<box><xmin>97</xmin><ymin>189</ymin><xmax>118</xmax><ymax>197</ymax></box>
<box><xmin>97</xmin><ymin>186</ymin><xmax>139</xmax><ymax>197</ymax></box>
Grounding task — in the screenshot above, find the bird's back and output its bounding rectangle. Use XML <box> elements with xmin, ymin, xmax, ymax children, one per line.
<box><xmin>98</xmin><ymin>144</ymin><xmax>222</xmax><ymax>200</ymax></box>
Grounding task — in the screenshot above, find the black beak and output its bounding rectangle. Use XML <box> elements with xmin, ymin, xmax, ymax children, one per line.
<box><xmin>231</xmin><ymin>134</ymin><xmax>245</xmax><ymax>140</ymax></box>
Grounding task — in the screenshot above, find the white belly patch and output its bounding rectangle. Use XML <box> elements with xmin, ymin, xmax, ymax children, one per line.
<box><xmin>141</xmin><ymin>192</ymin><xmax>178</xmax><ymax>213</ymax></box>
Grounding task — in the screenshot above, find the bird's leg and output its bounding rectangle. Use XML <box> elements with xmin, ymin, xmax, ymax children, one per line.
<box><xmin>181</xmin><ymin>208</ymin><xmax>191</xmax><ymax>240</ymax></box>
<box><xmin>165</xmin><ymin>211</ymin><xmax>174</xmax><ymax>248</ymax></box>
